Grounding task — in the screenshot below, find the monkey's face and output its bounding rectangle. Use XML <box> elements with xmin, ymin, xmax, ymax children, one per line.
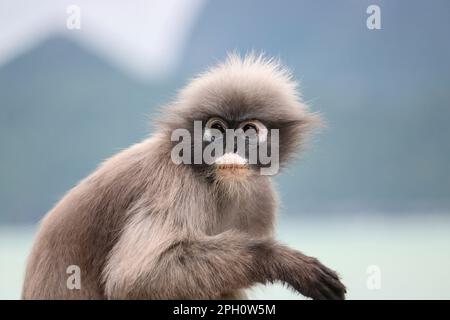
<box><xmin>165</xmin><ymin>100</ymin><xmax>318</xmax><ymax>183</ymax></box>
<box><xmin>201</xmin><ymin>116</ymin><xmax>269</xmax><ymax>180</ymax></box>
<box><xmin>159</xmin><ymin>55</ymin><xmax>320</xmax><ymax>183</ymax></box>
<box><xmin>167</xmin><ymin>103</ymin><xmax>316</xmax><ymax>182</ymax></box>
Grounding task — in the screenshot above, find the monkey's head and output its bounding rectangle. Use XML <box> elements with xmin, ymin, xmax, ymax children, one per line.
<box><xmin>158</xmin><ymin>54</ymin><xmax>320</xmax><ymax>185</ymax></box>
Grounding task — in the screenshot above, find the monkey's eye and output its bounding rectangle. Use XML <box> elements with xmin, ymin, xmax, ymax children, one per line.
<box><xmin>204</xmin><ymin>117</ymin><xmax>228</xmax><ymax>141</ymax></box>
<box><xmin>238</xmin><ymin>120</ymin><xmax>268</xmax><ymax>143</ymax></box>
<box><xmin>242</xmin><ymin>123</ymin><xmax>258</xmax><ymax>133</ymax></box>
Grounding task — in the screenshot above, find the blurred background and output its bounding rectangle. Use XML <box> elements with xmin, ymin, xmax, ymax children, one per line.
<box><xmin>1</xmin><ymin>0</ymin><xmax>450</xmax><ymax>299</ymax></box>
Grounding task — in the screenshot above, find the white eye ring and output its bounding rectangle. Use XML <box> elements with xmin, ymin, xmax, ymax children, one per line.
<box><xmin>204</xmin><ymin>117</ymin><xmax>227</xmax><ymax>141</ymax></box>
<box><xmin>239</xmin><ymin>120</ymin><xmax>268</xmax><ymax>143</ymax></box>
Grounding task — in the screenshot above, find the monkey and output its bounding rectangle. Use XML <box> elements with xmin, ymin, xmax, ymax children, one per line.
<box><xmin>22</xmin><ymin>54</ymin><xmax>346</xmax><ymax>300</ymax></box>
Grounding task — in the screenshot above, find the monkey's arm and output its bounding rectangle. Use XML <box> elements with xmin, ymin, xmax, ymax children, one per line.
<box><xmin>102</xmin><ymin>213</ymin><xmax>345</xmax><ymax>300</ymax></box>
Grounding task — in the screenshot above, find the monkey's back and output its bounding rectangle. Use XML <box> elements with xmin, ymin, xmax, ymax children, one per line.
<box><xmin>22</xmin><ymin>139</ymin><xmax>159</xmax><ymax>299</ymax></box>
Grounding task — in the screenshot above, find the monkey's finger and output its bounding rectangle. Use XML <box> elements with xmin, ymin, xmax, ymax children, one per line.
<box><xmin>318</xmin><ymin>273</ymin><xmax>346</xmax><ymax>300</ymax></box>
<box><xmin>316</xmin><ymin>263</ymin><xmax>341</xmax><ymax>282</ymax></box>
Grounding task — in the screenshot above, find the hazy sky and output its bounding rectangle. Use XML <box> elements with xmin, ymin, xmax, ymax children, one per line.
<box><xmin>0</xmin><ymin>0</ymin><xmax>205</xmax><ymax>79</ymax></box>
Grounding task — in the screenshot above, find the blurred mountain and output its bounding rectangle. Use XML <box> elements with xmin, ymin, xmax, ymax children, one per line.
<box><xmin>0</xmin><ymin>36</ymin><xmax>176</xmax><ymax>223</ymax></box>
<box><xmin>179</xmin><ymin>0</ymin><xmax>450</xmax><ymax>212</ymax></box>
<box><xmin>1</xmin><ymin>0</ymin><xmax>450</xmax><ymax>224</ymax></box>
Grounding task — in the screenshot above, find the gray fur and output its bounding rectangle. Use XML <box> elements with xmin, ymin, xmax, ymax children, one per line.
<box><xmin>22</xmin><ymin>54</ymin><xmax>345</xmax><ymax>300</ymax></box>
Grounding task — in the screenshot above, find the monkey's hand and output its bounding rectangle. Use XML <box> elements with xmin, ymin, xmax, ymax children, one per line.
<box><xmin>272</xmin><ymin>247</ymin><xmax>346</xmax><ymax>300</ymax></box>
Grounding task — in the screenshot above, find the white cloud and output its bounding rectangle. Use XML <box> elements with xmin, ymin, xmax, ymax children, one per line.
<box><xmin>0</xmin><ymin>0</ymin><xmax>206</xmax><ymax>79</ymax></box>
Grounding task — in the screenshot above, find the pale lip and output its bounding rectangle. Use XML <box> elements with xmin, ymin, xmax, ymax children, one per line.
<box><xmin>215</xmin><ymin>153</ymin><xmax>248</xmax><ymax>169</ymax></box>
<box><xmin>216</xmin><ymin>164</ymin><xmax>248</xmax><ymax>170</ymax></box>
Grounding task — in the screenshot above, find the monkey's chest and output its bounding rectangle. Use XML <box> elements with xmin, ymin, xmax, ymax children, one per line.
<box><xmin>213</xmin><ymin>201</ymin><xmax>274</xmax><ymax>238</ymax></box>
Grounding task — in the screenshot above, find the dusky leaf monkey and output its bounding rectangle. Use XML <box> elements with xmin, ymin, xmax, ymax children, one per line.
<box><xmin>22</xmin><ymin>54</ymin><xmax>346</xmax><ymax>300</ymax></box>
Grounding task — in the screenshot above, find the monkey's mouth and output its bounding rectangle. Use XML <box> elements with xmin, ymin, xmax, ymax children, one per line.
<box><xmin>216</xmin><ymin>164</ymin><xmax>247</xmax><ymax>169</ymax></box>
<box><xmin>214</xmin><ymin>153</ymin><xmax>249</xmax><ymax>177</ymax></box>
